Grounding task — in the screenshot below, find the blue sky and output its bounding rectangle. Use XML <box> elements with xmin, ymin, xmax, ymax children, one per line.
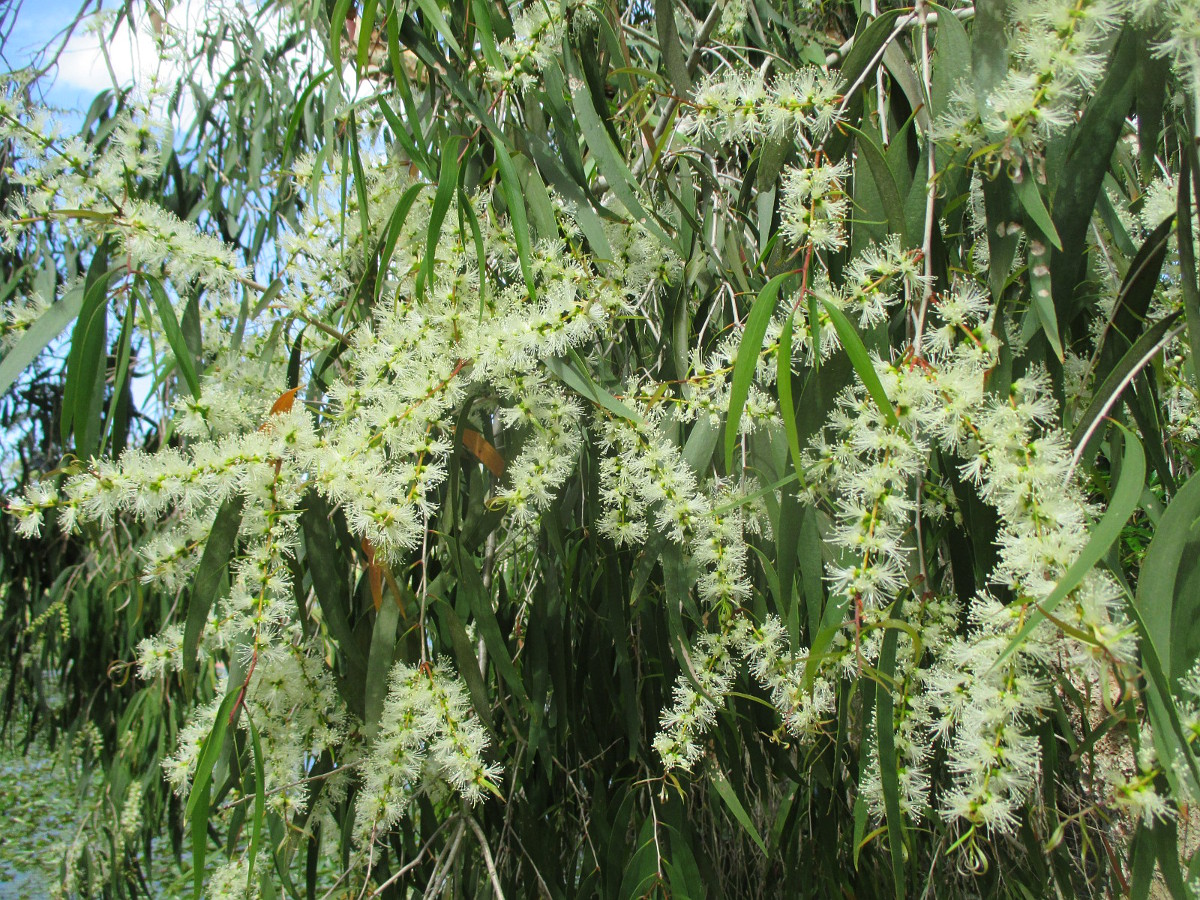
<box><xmin>4</xmin><ymin>0</ymin><xmax>157</xmax><ymax>113</ymax></box>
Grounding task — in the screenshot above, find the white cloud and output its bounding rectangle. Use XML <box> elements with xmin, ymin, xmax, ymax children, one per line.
<box><xmin>55</xmin><ymin>8</ymin><xmax>162</xmax><ymax>95</ymax></box>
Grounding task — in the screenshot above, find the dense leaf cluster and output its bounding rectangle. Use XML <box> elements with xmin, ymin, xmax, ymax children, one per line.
<box><xmin>2</xmin><ymin>0</ymin><xmax>1200</xmax><ymax>897</ymax></box>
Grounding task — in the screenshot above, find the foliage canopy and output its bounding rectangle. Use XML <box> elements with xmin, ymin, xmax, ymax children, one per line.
<box><xmin>4</xmin><ymin>0</ymin><xmax>1200</xmax><ymax>896</ymax></box>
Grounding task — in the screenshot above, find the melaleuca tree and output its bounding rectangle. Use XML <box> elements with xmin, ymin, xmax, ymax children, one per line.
<box><xmin>3</xmin><ymin>0</ymin><xmax>1200</xmax><ymax>897</ymax></box>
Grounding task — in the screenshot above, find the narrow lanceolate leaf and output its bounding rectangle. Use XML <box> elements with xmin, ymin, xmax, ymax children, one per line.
<box><xmin>568</xmin><ymin>72</ymin><xmax>676</xmax><ymax>252</ymax></box>
<box><xmin>409</xmin><ymin>0</ymin><xmax>464</xmax><ymax>58</ymax></box>
<box><xmin>845</xmin><ymin>125</ymin><xmax>908</xmax><ymax>246</ymax></box>
<box><xmin>492</xmin><ymin>139</ymin><xmax>536</xmax><ymax>298</ymax></box>
<box><xmin>183</xmin><ymin>495</ymin><xmax>245</xmax><ymax>691</ymax></box>
<box><xmin>990</xmin><ymin>426</ymin><xmax>1145</xmax><ymax>673</ymax></box>
<box><xmin>726</xmin><ymin>272</ymin><xmax>794</xmax><ymax>472</ymax></box>
<box><xmin>1136</xmin><ymin>472</ymin><xmax>1200</xmax><ymax>688</ymax></box>
<box><xmin>187</xmin><ymin>688</ymin><xmax>240</xmax><ymax>899</ymax></box>
<box><xmin>876</xmin><ymin>623</ymin><xmax>906</xmax><ymax>900</ymax></box>
<box><xmin>0</xmin><ymin>282</ymin><xmax>83</xmax><ymax>397</ymax></box>
<box><xmin>1177</xmin><ymin>151</ymin><xmax>1200</xmax><ymax>377</ymax></box>
<box><xmin>244</xmin><ymin>711</ymin><xmax>266</xmax><ymax>890</ymax></box>
<box><xmin>545</xmin><ymin>354</ymin><xmax>646</xmax><ymax>426</ymax></box>
<box><xmin>418</xmin><ymin>139</ymin><xmax>462</xmax><ymax>299</ymax></box>
<box><xmin>777</xmin><ymin>313</ymin><xmax>804</xmax><ymax>482</ymax></box>
<box><xmin>63</xmin><ymin>257</ymin><xmax>114</xmax><ymax>459</ymax></box>
<box><xmin>144</xmin><ymin>274</ymin><xmax>203</xmax><ymax>400</ymax></box>
<box><xmin>1070</xmin><ymin>312</ymin><xmax>1181</xmax><ymax>461</ymax></box>
<box><xmin>1013</xmin><ymin>176</ymin><xmax>1062</xmax><ymax>251</ymax></box>
<box><xmin>710</xmin><ymin>769</ymin><xmax>768</xmax><ymax>855</ymax></box>
<box><xmin>820</xmin><ymin>299</ymin><xmax>899</xmax><ymax>429</ymax></box>
<box><xmin>363</xmin><ymin>584</ymin><xmax>400</xmax><ymax>742</ymax></box>
<box><xmin>1026</xmin><ymin>235</ymin><xmax>1063</xmax><ymax>361</ymax></box>
<box><xmin>1051</xmin><ymin>27</ymin><xmax>1137</xmax><ymax>320</ymax></box>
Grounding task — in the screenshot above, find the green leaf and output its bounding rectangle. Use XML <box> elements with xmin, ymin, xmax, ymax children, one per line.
<box><xmin>820</xmin><ymin>299</ymin><xmax>899</xmax><ymax>429</ymax></box>
<box><xmin>346</xmin><ymin>111</ymin><xmax>373</xmax><ymax>249</ymax></box>
<box><xmin>990</xmin><ymin>426</ymin><xmax>1145</xmax><ymax>673</ymax></box>
<box><xmin>845</xmin><ymin>125</ymin><xmax>908</xmax><ymax>245</ymax></box>
<box><xmin>410</xmin><ymin>0</ymin><xmax>463</xmax><ymax>59</ymax></box>
<box><xmin>0</xmin><ymin>282</ymin><xmax>83</xmax><ymax>397</ymax></box>
<box><xmin>1013</xmin><ymin>175</ymin><xmax>1062</xmax><ymax>251</ymax></box>
<box><xmin>99</xmin><ymin>290</ymin><xmax>135</xmax><ymax>456</ymax></box>
<box><xmin>355</xmin><ymin>0</ymin><xmax>379</xmax><ymax>74</ymax></box>
<box><xmin>1177</xmin><ymin>148</ymin><xmax>1200</xmax><ymax>378</ymax></box>
<box><xmin>875</xmin><ymin>621</ymin><xmax>906</xmax><ymax>899</ymax></box>
<box><xmin>930</xmin><ymin>3</ymin><xmax>971</xmax><ymax>114</ymax></box>
<box><xmin>1098</xmin><ymin>214</ymin><xmax>1176</xmax><ymax>364</ymax></box>
<box><xmin>833</xmin><ymin>9</ymin><xmax>907</xmax><ymax>110</ymax></box>
<box><xmin>653</xmin><ymin>0</ymin><xmax>691</xmax><ymax>96</ymax></box>
<box><xmin>470</xmin><ymin>0</ymin><xmax>503</xmax><ymax>70</ymax></box>
<box><xmin>710</xmin><ymin>769</ymin><xmax>768</xmax><ymax>855</ymax></box>
<box><xmin>435</xmin><ymin>600</ymin><xmax>495</xmax><ymax>738</ymax></box>
<box><xmin>545</xmin><ymin>354</ymin><xmax>646</xmax><ymax>425</ymax></box>
<box><xmin>1026</xmin><ymin>235</ymin><xmax>1064</xmax><ymax>361</ymax></box>
<box><xmin>283</xmin><ymin>69</ymin><xmax>332</xmax><ymax>160</ymax></box>
<box><xmin>417</xmin><ymin>137</ymin><xmax>462</xmax><ymax>299</ymax></box>
<box><xmin>726</xmin><ymin>272</ymin><xmax>794</xmax><ymax>472</ymax></box>
<box><xmin>492</xmin><ymin>139</ymin><xmax>536</xmax><ymax>297</ymax></box>
<box><xmin>777</xmin><ymin>313</ymin><xmax>804</xmax><ymax>483</ymax></box>
<box><xmin>568</xmin><ymin>68</ymin><xmax>676</xmax><ymax>252</ymax></box>
<box><xmin>971</xmin><ymin>0</ymin><xmax>1008</xmax><ymax>108</ymax></box>
<box><xmin>327</xmin><ymin>0</ymin><xmax>355</xmax><ymax>82</ymax></box>
<box><xmin>300</xmin><ymin>496</ymin><xmax>368</xmax><ymax>692</ymax></box>
<box><xmin>1051</xmin><ymin>27</ymin><xmax>1137</xmax><ymax>321</ymax></box>
<box><xmin>1122</xmin><ymin>596</ymin><xmax>1200</xmax><ymax>796</ymax></box>
<box><xmin>144</xmin><ymin>274</ymin><xmax>202</xmax><ymax>401</ymax></box>
<box><xmin>446</xmin><ymin>538</ymin><xmax>529</xmax><ymax>707</ymax></box>
<box><xmin>186</xmin><ymin>688</ymin><xmax>240</xmax><ymax>899</ymax></box>
<box><xmin>245</xmin><ymin>711</ymin><xmax>266</xmax><ymax>890</ymax></box>
<box><xmin>1136</xmin><ymin>470</ymin><xmax>1200</xmax><ymax>688</ymax></box>
<box><xmin>363</xmin><ymin>586</ymin><xmax>400</xmax><ymax>742</ymax></box>
<box><xmin>1070</xmin><ymin>312</ymin><xmax>1181</xmax><ymax>461</ymax></box>
<box><xmin>183</xmin><ymin>496</ymin><xmax>245</xmax><ymax>692</ymax></box>
<box><xmin>63</xmin><ymin>256</ymin><xmax>114</xmax><ymax>459</ymax></box>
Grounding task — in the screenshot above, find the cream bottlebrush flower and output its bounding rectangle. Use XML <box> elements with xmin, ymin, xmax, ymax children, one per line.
<box><xmin>764</xmin><ymin>68</ymin><xmax>843</xmax><ymax>141</ymax></box>
<box><xmin>595</xmin><ymin>408</ymin><xmax>752</xmax><ymax>607</ymax></box>
<box><xmin>163</xmin><ymin>690</ymin><xmax>226</xmax><ymax>794</ymax></box>
<box><xmin>486</xmin><ymin>0</ymin><xmax>566</xmax><ymax>91</ymax></box>
<box><xmin>985</xmin><ymin>0</ymin><xmax>1124</xmax><ymax>149</ymax></box>
<box><xmin>1</xmin><ymin>291</ymin><xmax>48</xmax><ymax>348</ymax></box>
<box><xmin>242</xmin><ymin>641</ymin><xmax>349</xmax><ymax>819</ymax></box>
<box><xmin>684</xmin><ymin>69</ymin><xmax>767</xmax><ymax>144</ymax></box>
<box><xmin>683</xmin><ymin>66</ymin><xmax>842</xmax><ymax>145</ymax></box>
<box><xmin>654</xmin><ymin>630</ymin><xmax>739</xmax><ymax>772</ymax></box>
<box><xmin>209</xmin><ymin>857</ymin><xmax>259</xmax><ymax>900</ymax></box>
<box><xmin>117</xmin><ymin>200</ymin><xmax>246</xmax><ymax>289</ymax></box>
<box><xmin>807</xmin><ymin>359</ymin><xmax>928</xmax><ymax>613</ymax></box>
<box><xmin>780</xmin><ymin>160</ymin><xmax>850</xmax><ymax>251</ymax></box>
<box><xmin>355</xmin><ymin>661</ymin><xmax>501</xmax><ymax>851</ymax></box>
<box><xmin>734</xmin><ymin>616</ymin><xmax>837</xmax><ymax>739</ymax></box>
<box><xmin>135</xmin><ymin>623</ymin><xmax>186</xmax><ymax>679</ymax></box>
<box><xmin>1139</xmin><ymin>0</ymin><xmax>1200</xmax><ymax>95</ymax></box>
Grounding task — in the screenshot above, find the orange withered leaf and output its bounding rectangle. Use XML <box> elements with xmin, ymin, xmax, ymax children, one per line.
<box><xmin>462</xmin><ymin>428</ymin><xmax>505</xmax><ymax>477</ymax></box>
<box><xmin>269</xmin><ymin>386</ymin><xmax>302</xmax><ymax>417</ymax></box>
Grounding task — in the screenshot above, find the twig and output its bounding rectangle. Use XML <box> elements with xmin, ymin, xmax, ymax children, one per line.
<box><xmin>367</xmin><ymin>816</ymin><xmax>455</xmax><ymax>897</ymax></box>
<box><xmin>219</xmin><ymin>761</ymin><xmax>358</xmax><ymax>810</ymax></box>
<box><xmin>1067</xmin><ymin>324</ymin><xmax>1184</xmax><ymax>479</ymax></box>
<box><xmin>465</xmin><ymin>815</ymin><xmax>506</xmax><ymax>900</ymax></box>
<box><xmin>825</xmin><ymin>7</ymin><xmax>976</xmax><ymax>67</ymax></box>
<box><xmin>637</xmin><ymin>2</ymin><xmax>723</xmax><ymax>177</ymax></box>
<box><xmin>423</xmin><ymin>819</ymin><xmax>467</xmax><ymax>899</ymax></box>
<box><xmin>911</xmin><ymin>0</ymin><xmax>938</xmax><ymax>356</ymax></box>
